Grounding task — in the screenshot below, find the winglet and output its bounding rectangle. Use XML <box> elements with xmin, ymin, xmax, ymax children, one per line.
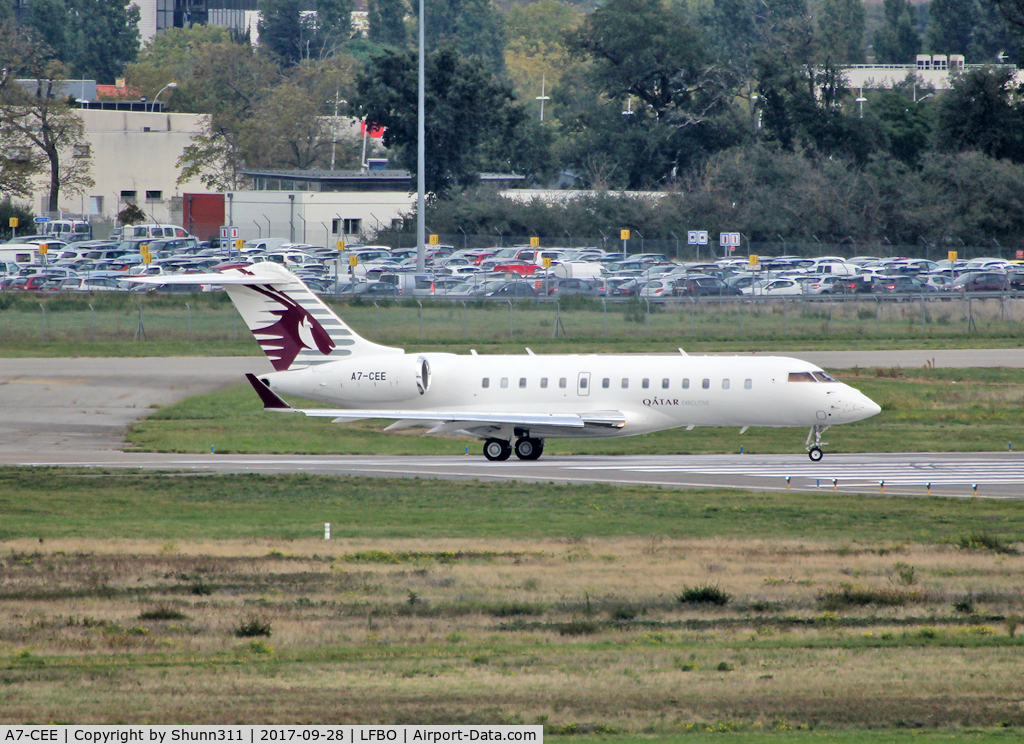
<box><xmin>245</xmin><ymin>373</ymin><xmax>293</xmax><ymax>410</ymax></box>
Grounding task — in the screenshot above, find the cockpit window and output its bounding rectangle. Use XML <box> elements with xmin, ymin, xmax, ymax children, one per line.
<box><xmin>788</xmin><ymin>372</ymin><xmax>816</xmax><ymax>382</ymax></box>
<box><xmin>812</xmin><ymin>371</ymin><xmax>839</xmax><ymax>383</ymax></box>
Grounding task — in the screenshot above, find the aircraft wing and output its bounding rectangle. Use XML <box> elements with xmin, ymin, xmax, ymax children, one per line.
<box><xmin>245</xmin><ymin>374</ymin><xmax>625</xmax><ymax>430</ymax></box>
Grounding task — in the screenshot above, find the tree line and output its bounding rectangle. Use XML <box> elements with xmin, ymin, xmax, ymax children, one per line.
<box><xmin>2</xmin><ymin>0</ymin><xmax>1024</xmax><ymax>245</ymax></box>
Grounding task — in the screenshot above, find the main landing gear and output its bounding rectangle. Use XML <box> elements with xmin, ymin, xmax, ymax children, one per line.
<box><xmin>482</xmin><ymin>437</ymin><xmax>544</xmax><ymax>461</ymax></box>
<box><xmin>806</xmin><ymin>425</ymin><xmax>830</xmax><ymax>462</ymax></box>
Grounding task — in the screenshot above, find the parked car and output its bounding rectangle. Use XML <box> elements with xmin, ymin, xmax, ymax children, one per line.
<box><xmin>672</xmin><ymin>276</ymin><xmax>741</xmax><ymax>297</ymax></box>
<box><xmin>872</xmin><ymin>275</ymin><xmax>922</xmax><ymax>295</ymax></box>
<box><xmin>748</xmin><ymin>278</ymin><xmax>804</xmax><ymax>296</ymax></box>
<box><xmin>57</xmin><ymin>277</ymin><xmax>125</xmax><ymax>292</ymax></box>
<box><xmin>487</xmin><ymin>281</ymin><xmax>537</xmax><ymax>297</ymax></box>
<box><xmin>949</xmin><ymin>271</ymin><xmax>1010</xmax><ymax>292</ymax></box>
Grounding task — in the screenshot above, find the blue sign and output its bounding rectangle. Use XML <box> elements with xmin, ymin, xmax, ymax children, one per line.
<box><xmin>34</xmin><ymin>217</ymin><xmax>50</xmax><ymax>223</ymax></box>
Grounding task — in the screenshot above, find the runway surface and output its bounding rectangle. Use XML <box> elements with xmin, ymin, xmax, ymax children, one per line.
<box><xmin>7</xmin><ymin>450</ymin><xmax>1024</xmax><ymax>498</ymax></box>
<box><xmin>2</xmin><ymin>352</ymin><xmax>1023</xmax><ymax>497</ymax></box>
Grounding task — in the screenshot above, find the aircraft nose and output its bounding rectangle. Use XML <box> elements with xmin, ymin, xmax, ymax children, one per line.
<box><xmin>841</xmin><ymin>392</ymin><xmax>881</xmax><ymax>421</ymax></box>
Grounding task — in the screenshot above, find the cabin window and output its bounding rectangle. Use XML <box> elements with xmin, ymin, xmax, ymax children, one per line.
<box><xmin>642</xmin><ymin>378</ymin><xmax>650</xmax><ymax>389</ymax></box>
<box><xmin>682</xmin><ymin>378</ymin><xmax>690</xmax><ymax>389</ymax></box>
<box><xmin>621</xmin><ymin>378</ymin><xmax>629</xmax><ymax>389</ymax></box>
<box><xmin>519</xmin><ymin>377</ymin><xmax>527</xmax><ymax>388</ymax></box>
<box><xmin>482</xmin><ymin>378</ymin><xmax>489</xmax><ymax>388</ymax></box>
<box><xmin>788</xmin><ymin>372</ymin><xmax>815</xmax><ymax>382</ymax></box>
<box><xmin>812</xmin><ymin>371</ymin><xmax>839</xmax><ymax>383</ymax></box>
<box><xmin>559</xmin><ymin>378</ymin><xmax>567</xmax><ymax>389</ymax></box>
<box><xmin>702</xmin><ymin>378</ymin><xmax>710</xmax><ymax>389</ymax></box>
<box><xmin>500</xmin><ymin>377</ymin><xmax>509</xmax><ymax>388</ymax></box>
<box><xmin>579</xmin><ymin>377</ymin><xmax>588</xmax><ymax>389</ymax></box>
<box><xmin>540</xmin><ymin>378</ymin><xmax>548</xmax><ymax>388</ymax></box>
<box><xmin>602</xmin><ymin>378</ymin><xmax>610</xmax><ymax>389</ymax></box>
<box><xmin>722</xmin><ymin>379</ymin><xmax>730</xmax><ymax>390</ymax></box>
<box><xmin>744</xmin><ymin>379</ymin><xmax>752</xmax><ymax>389</ymax></box>
<box><xmin>662</xmin><ymin>378</ymin><xmax>670</xmax><ymax>389</ymax></box>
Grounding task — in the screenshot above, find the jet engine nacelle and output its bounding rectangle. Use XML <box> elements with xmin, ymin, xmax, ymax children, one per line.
<box><xmin>263</xmin><ymin>354</ymin><xmax>431</xmax><ymax>405</ymax></box>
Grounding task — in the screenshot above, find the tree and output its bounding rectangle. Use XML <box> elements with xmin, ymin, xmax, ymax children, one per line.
<box><xmin>258</xmin><ymin>0</ymin><xmax>307</xmax><ymax>65</ymax></box>
<box><xmin>316</xmin><ymin>0</ymin><xmax>354</xmax><ymax>53</ymax></box>
<box><xmin>238</xmin><ymin>81</ymin><xmax>331</xmax><ymax>170</ymax></box>
<box><xmin>0</xmin><ymin>54</ymin><xmax>94</xmax><ymax>213</ymax></box>
<box><xmin>410</xmin><ymin>0</ymin><xmax>507</xmax><ymax>73</ymax></box>
<box><xmin>504</xmin><ymin>0</ymin><xmax>582</xmax><ymax>123</ymax></box>
<box><xmin>177</xmin><ymin>117</ymin><xmax>248</xmax><ymax>191</ymax></box>
<box><xmin>873</xmin><ymin>0</ymin><xmax>921</xmax><ymax>63</ymax></box>
<box><xmin>70</xmin><ymin>0</ymin><xmax>141</xmax><ymax>83</ymax></box>
<box><xmin>368</xmin><ymin>0</ymin><xmax>408</xmax><ymax>48</ymax></box>
<box><xmin>871</xmin><ymin>88</ymin><xmax>934</xmax><ymax>167</ymax></box>
<box><xmin>925</xmin><ymin>0</ymin><xmax>979</xmax><ymax>56</ymax></box>
<box><xmin>354</xmin><ymin>46</ymin><xmax>528</xmax><ymax>195</ymax></box>
<box><xmin>935</xmin><ymin>65</ymin><xmax>1024</xmax><ymax>161</ymax></box>
<box><xmin>818</xmin><ymin>0</ymin><xmax>865</xmax><ymax>63</ymax></box>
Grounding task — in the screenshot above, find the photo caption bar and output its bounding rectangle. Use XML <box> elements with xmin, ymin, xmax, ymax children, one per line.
<box><xmin>0</xmin><ymin>728</ymin><xmax>541</xmax><ymax>744</ymax></box>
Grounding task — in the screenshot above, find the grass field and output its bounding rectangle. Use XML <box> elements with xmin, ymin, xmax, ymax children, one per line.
<box><xmin>125</xmin><ymin>367</ymin><xmax>1024</xmax><ymax>457</ymax></box>
<box><xmin>3</xmin><ymin>292</ymin><xmax>1024</xmax><ymax>356</ymax></box>
<box><xmin>1</xmin><ymin>468</ymin><xmax>1023</xmax><ymax>736</ymax></box>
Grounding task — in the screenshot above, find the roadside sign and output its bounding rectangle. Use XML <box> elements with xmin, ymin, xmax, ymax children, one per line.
<box><xmin>336</xmin><ymin>239</ymin><xmax>345</xmax><ymax>251</ymax></box>
<box><xmin>220</xmin><ymin>226</ymin><xmax>228</xmax><ymax>240</ymax></box>
<box><xmin>1017</xmin><ymin>250</ymin><xmax>1023</xmax><ymax>260</ymax></box>
<box><xmin>234</xmin><ymin>239</ymin><xmax>244</xmax><ymax>252</ymax></box>
<box><xmin>230</xmin><ymin>226</ymin><xmax>239</xmax><ymax>239</ymax></box>
<box><xmin>530</xmin><ymin>236</ymin><xmax>540</xmax><ymax>248</ymax></box>
<box><xmin>542</xmin><ymin>257</ymin><xmax>552</xmax><ymax>269</ymax></box>
<box><xmin>349</xmin><ymin>255</ymin><xmax>358</xmax><ymax>267</ymax></box>
<box><xmin>34</xmin><ymin>217</ymin><xmax>50</xmax><ymax>223</ymax></box>
<box><xmin>620</xmin><ymin>229</ymin><xmax>630</xmax><ymax>241</ymax></box>
<box><xmin>38</xmin><ymin>243</ymin><xmax>48</xmax><ymax>254</ymax></box>
<box><xmin>8</xmin><ymin>217</ymin><xmax>18</xmax><ymax>228</ymax></box>
<box><xmin>948</xmin><ymin>251</ymin><xmax>958</xmax><ymax>262</ymax></box>
<box><xmin>428</xmin><ymin>234</ymin><xmax>439</xmax><ymax>245</ymax></box>
<box><xmin>698</xmin><ymin>231</ymin><xmax>708</xmax><ymax>245</ymax></box>
<box><xmin>687</xmin><ymin>231</ymin><xmax>698</xmax><ymax>244</ymax></box>
<box><xmin>749</xmin><ymin>254</ymin><xmax>759</xmax><ymax>266</ymax></box>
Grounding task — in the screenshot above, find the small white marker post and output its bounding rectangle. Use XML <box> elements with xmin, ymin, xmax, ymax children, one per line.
<box><xmin>324</xmin><ymin>522</ymin><xmax>331</xmax><ymax>540</ymax></box>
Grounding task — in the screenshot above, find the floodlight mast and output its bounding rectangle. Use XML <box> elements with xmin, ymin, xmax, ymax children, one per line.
<box><xmin>416</xmin><ymin>0</ymin><xmax>426</xmax><ymax>273</ymax></box>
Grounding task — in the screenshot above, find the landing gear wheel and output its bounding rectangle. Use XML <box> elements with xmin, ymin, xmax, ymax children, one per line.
<box><xmin>483</xmin><ymin>438</ymin><xmax>512</xmax><ymax>461</ymax></box>
<box><xmin>514</xmin><ymin>437</ymin><xmax>544</xmax><ymax>461</ymax></box>
<box><xmin>808</xmin><ymin>446</ymin><xmax>824</xmax><ymax>462</ymax></box>
<box><xmin>805</xmin><ymin>424</ymin><xmax>829</xmax><ymax>462</ymax></box>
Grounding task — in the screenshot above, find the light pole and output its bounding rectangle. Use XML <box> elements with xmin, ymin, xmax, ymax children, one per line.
<box><xmin>536</xmin><ymin>74</ymin><xmax>550</xmax><ymax>122</ymax></box>
<box><xmin>328</xmin><ymin>94</ymin><xmax>347</xmax><ymax>170</ymax></box>
<box><xmin>855</xmin><ymin>88</ymin><xmax>866</xmax><ymax>118</ymax></box>
<box><xmin>152</xmin><ymin>82</ymin><xmax>177</xmax><ymax>112</ymax></box>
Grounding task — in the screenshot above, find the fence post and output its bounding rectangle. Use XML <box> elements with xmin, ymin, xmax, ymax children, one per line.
<box><xmin>88</xmin><ymin>303</ymin><xmax>95</xmax><ymax>343</ymax></box>
<box><xmin>133</xmin><ymin>301</ymin><xmax>146</xmax><ymax>341</ymax></box>
<box><xmin>919</xmin><ymin>294</ymin><xmax>926</xmax><ymax>333</ymax></box>
<box><xmin>782</xmin><ymin>297</ymin><xmax>788</xmax><ymax>335</ymax></box>
<box><xmin>601</xmin><ymin>297</ymin><xmax>608</xmax><ymax>336</ymax></box>
<box><xmin>737</xmin><ymin>295</ymin><xmax>742</xmax><ymax>336</ymax></box>
<box><xmin>417</xmin><ymin>300</ymin><xmax>423</xmax><ymax>340</ymax></box>
<box><xmin>374</xmin><ymin>302</ymin><xmax>380</xmax><ymax>339</ymax></box>
<box><xmin>644</xmin><ymin>298</ymin><xmax>651</xmax><ymax>336</ymax></box>
<box><xmin>461</xmin><ymin>301</ymin><xmax>467</xmax><ymax>338</ymax></box>
<box><xmin>39</xmin><ymin>303</ymin><xmax>46</xmax><ymax>343</ymax></box>
<box><xmin>508</xmin><ymin>299</ymin><xmax>514</xmax><ymax>339</ymax></box>
<box><xmin>185</xmin><ymin>302</ymin><xmax>192</xmax><ymax>343</ymax></box>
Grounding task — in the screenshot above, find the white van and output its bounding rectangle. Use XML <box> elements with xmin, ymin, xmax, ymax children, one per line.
<box><xmin>119</xmin><ymin>224</ymin><xmax>190</xmax><ymax>240</ymax></box>
<box><xmin>0</xmin><ymin>243</ymin><xmax>45</xmax><ymax>265</ymax></box>
<box><xmin>244</xmin><ymin>238</ymin><xmax>290</xmax><ymax>253</ymax></box>
<box><xmin>42</xmin><ymin>220</ymin><xmax>92</xmax><ymax>240</ymax></box>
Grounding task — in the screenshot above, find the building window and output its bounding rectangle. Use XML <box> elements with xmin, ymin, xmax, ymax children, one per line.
<box><xmin>682</xmin><ymin>378</ymin><xmax>690</xmax><ymax>389</ymax></box>
<box><xmin>662</xmin><ymin>378</ymin><xmax>669</xmax><ymax>389</ymax></box>
<box><xmin>559</xmin><ymin>378</ymin><xmax>567</xmax><ymax>389</ymax></box>
<box><xmin>482</xmin><ymin>378</ymin><xmax>489</xmax><ymax>388</ymax></box>
<box><xmin>744</xmin><ymin>379</ymin><xmax>752</xmax><ymax>389</ymax></box>
<box><xmin>642</xmin><ymin>378</ymin><xmax>650</xmax><ymax>389</ymax></box>
<box><xmin>602</xmin><ymin>378</ymin><xmax>610</xmax><ymax>388</ymax></box>
<box><xmin>73</xmin><ymin>144</ymin><xmax>91</xmax><ymax>159</ymax></box>
<box><xmin>120</xmin><ymin>190</ymin><xmax>137</xmax><ymax>203</ymax></box>
<box><xmin>722</xmin><ymin>379</ymin><xmax>730</xmax><ymax>390</ymax></box>
<box><xmin>500</xmin><ymin>377</ymin><xmax>508</xmax><ymax>388</ymax></box>
<box><xmin>343</xmin><ymin>218</ymin><xmax>361</xmax><ymax>234</ymax></box>
<box><xmin>519</xmin><ymin>377</ymin><xmax>526</xmax><ymax>388</ymax></box>
<box><xmin>145</xmin><ymin>190</ymin><xmax>162</xmax><ymax>201</ymax></box>
<box><xmin>702</xmin><ymin>378</ymin><xmax>710</xmax><ymax>389</ymax></box>
<box><xmin>332</xmin><ymin>218</ymin><xmax>341</xmax><ymax>234</ymax></box>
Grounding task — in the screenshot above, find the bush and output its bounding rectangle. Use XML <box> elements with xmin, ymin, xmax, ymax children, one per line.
<box><xmin>819</xmin><ymin>583</ymin><xmax>917</xmax><ymax>610</ymax></box>
<box><xmin>957</xmin><ymin>532</ymin><xmax>1019</xmax><ymax>555</ymax></box>
<box><xmin>138</xmin><ymin>606</ymin><xmax>189</xmax><ymax>621</ymax></box>
<box><xmin>556</xmin><ymin>617</ymin><xmax>600</xmax><ymax>636</ymax></box>
<box><xmin>234</xmin><ymin>617</ymin><xmax>272</xmax><ymax>637</ymax></box>
<box><xmin>679</xmin><ymin>583</ymin><xmax>732</xmax><ymax>606</ymax></box>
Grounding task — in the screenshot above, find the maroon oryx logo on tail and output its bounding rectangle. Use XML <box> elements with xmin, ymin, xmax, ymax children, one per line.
<box><xmin>250</xmin><ymin>284</ymin><xmax>335</xmax><ymax>370</ymax></box>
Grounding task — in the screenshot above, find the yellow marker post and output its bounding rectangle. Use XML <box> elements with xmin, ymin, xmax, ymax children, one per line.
<box><xmin>8</xmin><ymin>217</ymin><xmax>17</xmax><ymax>228</ymax></box>
<box><xmin>235</xmin><ymin>238</ymin><xmax>244</xmax><ymax>252</ymax></box>
<box><xmin>336</xmin><ymin>239</ymin><xmax>346</xmax><ymax>251</ymax></box>
<box><xmin>542</xmin><ymin>257</ymin><xmax>552</xmax><ymax>269</ymax></box>
<box><xmin>428</xmin><ymin>234</ymin><xmax>439</xmax><ymax>245</ymax></box>
<box><xmin>749</xmin><ymin>254</ymin><xmax>759</xmax><ymax>266</ymax></box>
<box><xmin>948</xmin><ymin>251</ymin><xmax>958</xmax><ymax>262</ymax></box>
<box><xmin>349</xmin><ymin>255</ymin><xmax>358</xmax><ymax>267</ymax></box>
<box><xmin>530</xmin><ymin>236</ymin><xmax>540</xmax><ymax>248</ymax></box>
<box><xmin>38</xmin><ymin>242</ymin><xmax>48</xmax><ymax>255</ymax></box>
<box><xmin>620</xmin><ymin>229</ymin><xmax>630</xmax><ymax>241</ymax></box>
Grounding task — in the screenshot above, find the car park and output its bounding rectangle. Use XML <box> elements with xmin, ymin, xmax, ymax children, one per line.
<box><xmin>672</xmin><ymin>276</ymin><xmax>741</xmax><ymax>297</ymax></box>
<box><xmin>949</xmin><ymin>271</ymin><xmax>1010</xmax><ymax>292</ymax></box>
<box><xmin>873</xmin><ymin>275</ymin><xmax>922</xmax><ymax>295</ymax></box>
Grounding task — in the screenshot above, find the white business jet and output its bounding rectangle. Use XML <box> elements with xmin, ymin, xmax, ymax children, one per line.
<box><xmin>133</xmin><ymin>263</ymin><xmax>880</xmax><ymax>461</ymax></box>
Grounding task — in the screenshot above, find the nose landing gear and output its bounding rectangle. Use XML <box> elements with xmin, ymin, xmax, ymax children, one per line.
<box><xmin>806</xmin><ymin>425</ymin><xmax>830</xmax><ymax>462</ymax></box>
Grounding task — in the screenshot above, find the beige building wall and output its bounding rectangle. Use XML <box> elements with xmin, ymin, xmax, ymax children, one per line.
<box><xmin>46</xmin><ymin>109</ymin><xmax>206</xmax><ymax>224</ymax></box>
<box><xmin>225</xmin><ymin>191</ymin><xmax>418</xmax><ymax>246</ymax></box>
